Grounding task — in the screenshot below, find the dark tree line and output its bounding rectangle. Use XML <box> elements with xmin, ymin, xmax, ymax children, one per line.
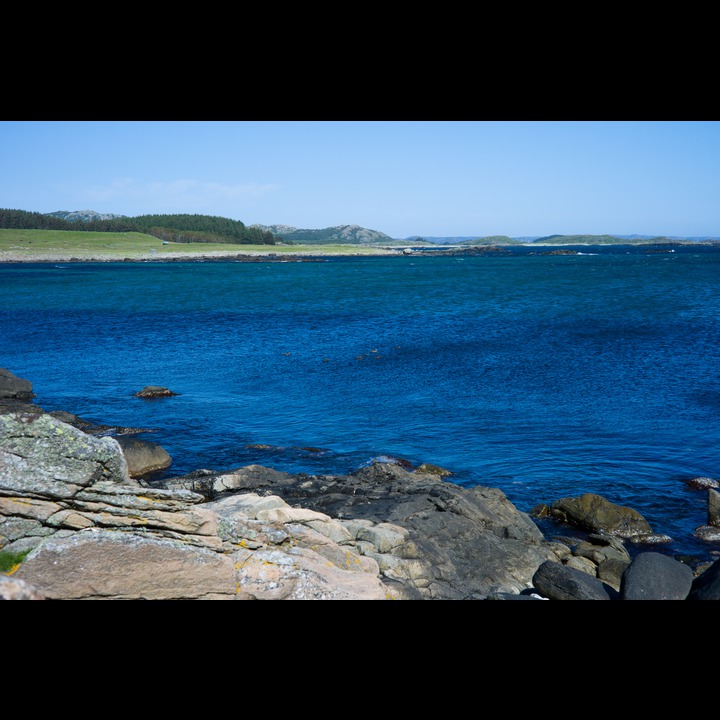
<box><xmin>0</xmin><ymin>209</ymin><xmax>71</xmax><ymax>230</ymax></box>
<box><xmin>0</xmin><ymin>209</ymin><xmax>284</xmax><ymax>245</ymax></box>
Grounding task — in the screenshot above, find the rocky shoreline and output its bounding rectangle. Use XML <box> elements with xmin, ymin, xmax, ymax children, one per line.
<box><xmin>2</xmin><ymin>367</ymin><xmax>720</xmax><ymax>600</ymax></box>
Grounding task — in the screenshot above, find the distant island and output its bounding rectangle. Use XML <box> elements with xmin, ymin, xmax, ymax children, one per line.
<box><xmin>1</xmin><ymin>209</ymin><xmax>718</xmax><ymax>249</ymax></box>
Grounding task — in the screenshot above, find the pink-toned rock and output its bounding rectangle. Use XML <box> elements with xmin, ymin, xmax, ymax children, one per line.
<box><xmin>13</xmin><ymin>529</ymin><xmax>236</xmax><ymax>600</ymax></box>
<box><xmin>0</xmin><ymin>575</ymin><xmax>45</xmax><ymax>600</ymax></box>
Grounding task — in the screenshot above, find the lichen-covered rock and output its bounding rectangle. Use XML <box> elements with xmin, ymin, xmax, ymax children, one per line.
<box><xmin>415</xmin><ymin>463</ymin><xmax>452</xmax><ymax>477</ymax></box>
<box><xmin>550</xmin><ymin>492</ymin><xmax>653</xmax><ymax>539</ymax></box>
<box><xmin>0</xmin><ymin>412</ymin><xmax>133</xmax><ymax>499</ymax></box>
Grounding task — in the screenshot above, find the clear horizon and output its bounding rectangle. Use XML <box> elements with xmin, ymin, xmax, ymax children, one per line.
<box><xmin>2</xmin><ymin>120</ymin><xmax>719</xmax><ymax>239</ymax></box>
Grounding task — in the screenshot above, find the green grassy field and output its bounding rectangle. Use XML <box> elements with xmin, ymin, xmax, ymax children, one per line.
<box><xmin>0</xmin><ymin>229</ymin><xmax>393</xmax><ymax>259</ymax></box>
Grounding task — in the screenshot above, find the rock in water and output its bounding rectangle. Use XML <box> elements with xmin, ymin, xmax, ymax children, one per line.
<box><xmin>134</xmin><ymin>386</ymin><xmax>178</xmax><ymax>398</ymax></box>
<box><xmin>114</xmin><ymin>435</ymin><xmax>172</xmax><ymax>477</ymax></box>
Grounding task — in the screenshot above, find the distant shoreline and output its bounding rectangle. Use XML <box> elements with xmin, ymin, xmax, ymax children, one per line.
<box><xmin>1</xmin><ymin>240</ymin><xmax>716</xmax><ymax>264</ymax></box>
<box><xmin>0</xmin><ymin>247</ymin><xmax>401</xmax><ymax>263</ymax></box>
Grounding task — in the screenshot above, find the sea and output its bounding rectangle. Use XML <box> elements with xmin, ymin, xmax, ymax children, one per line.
<box><xmin>2</xmin><ymin>243</ymin><xmax>720</xmax><ymax>564</ymax></box>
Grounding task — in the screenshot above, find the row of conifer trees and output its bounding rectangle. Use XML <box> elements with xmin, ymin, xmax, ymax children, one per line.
<box><xmin>0</xmin><ymin>209</ymin><xmax>283</xmax><ymax>245</ymax></box>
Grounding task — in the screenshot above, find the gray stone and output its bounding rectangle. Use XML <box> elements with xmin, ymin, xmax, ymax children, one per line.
<box><xmin>180</xmin><ymin>460</ymin><xmax>569</xmax><ymax>599</ymax></box>
<box><xmin>688</xmin><ymin>558</ymin><xmax>720</xmax><ymax>600</ymax></box>
<box><xmin>532</xmin><ymin>559</ymin><xmax>614</xmax><ymax>600</ymax></box>
<box><xmin>0</xmin><ymin>412</ymin><xmax>133</xmax><ymax>499</ymax></box>
<box><xmin>161</xmin><ymin>464</ymin><xmax>296</xmax><ymax>498</ymax></box>
<box><xmin>620</xmin><ymin>551</ymin><xmax>694</xmax><ymax>600</ymax></box>
<box><xmin>485</xmin><ymin>591</ymin><xmax>547</xmax><ymax>600</ymax></box>
<box><xmin>694</xmin><ymin>525</ymin><xmax>720</xmax><ymax>543</ymax></box>
<box><xmin>0</xmin><ymin>368</ymin><xmax>33</xmax><ymax>400</ymax></box>
<box><xmin>572</xmin><ymin>534</ymin><xmax>632</xmax><ymax>590</ymax></box>
<box><xmin>709</xmin><ymin>488</ymin><xmax>720</xmax><ymax>527</ymax></box>
<box><xmin>0</xmin><ymin>399</ymin><xmax>42</xmax><ymax>414</ymax></box>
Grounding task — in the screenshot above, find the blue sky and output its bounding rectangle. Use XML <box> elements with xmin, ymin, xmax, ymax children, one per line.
<box><xmin>2</xmin><ymin>120</ymin><xmax>719</xmax><ymax>238</ymax></box>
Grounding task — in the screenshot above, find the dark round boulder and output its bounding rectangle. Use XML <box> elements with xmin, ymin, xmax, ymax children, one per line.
<box><xmin>620</xmin><ymin>551</ymin><xmax>694</xmax><ymax>600</ymax></box>
<box><xmin>532</xmin><ymin>559</ymin><xmax>615</xmax><ymax>600</ymax></box>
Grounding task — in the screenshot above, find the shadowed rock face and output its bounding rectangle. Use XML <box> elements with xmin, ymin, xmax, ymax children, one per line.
<box><xmin>0</xmin><ymin>368</ymin><xmax>34</xmax><ymax>400</ymax></box>
<box><xmin>688</xmin><ymin>557</ymin><xmax>720</xmax><ymax>600</ymax></box>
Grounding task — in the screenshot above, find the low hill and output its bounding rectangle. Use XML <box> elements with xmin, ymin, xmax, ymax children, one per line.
<box><xmin>398</xmin><ymin>235</ymin><xmax>525</xmax><ymax>247</ymax></box>
<box><xmin>459</xmin><ymin>235</ymin><xmax>524</xmax><ymax>246</ymax></box>
<box><xmin>532</xmin><ymin>234</ymin><xmax>682</xmax><ymax>245</ymax></box>
<box><xmin>251</xmin><ymin>223</ymin><xmax>396</xmax><ymax>245</ymax></box>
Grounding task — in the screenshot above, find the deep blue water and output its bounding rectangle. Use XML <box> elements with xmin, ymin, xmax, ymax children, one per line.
<box><xmin>2</xmin><ymin>244</ymin><xmax>720</xmax><ymax>562</ymax></box>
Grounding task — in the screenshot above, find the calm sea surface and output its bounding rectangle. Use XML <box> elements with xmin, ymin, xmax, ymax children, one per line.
<box><xmin>2</xmin><ymin>245</ymin><xmax>720</xmax><ymax>561</ymax></box>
